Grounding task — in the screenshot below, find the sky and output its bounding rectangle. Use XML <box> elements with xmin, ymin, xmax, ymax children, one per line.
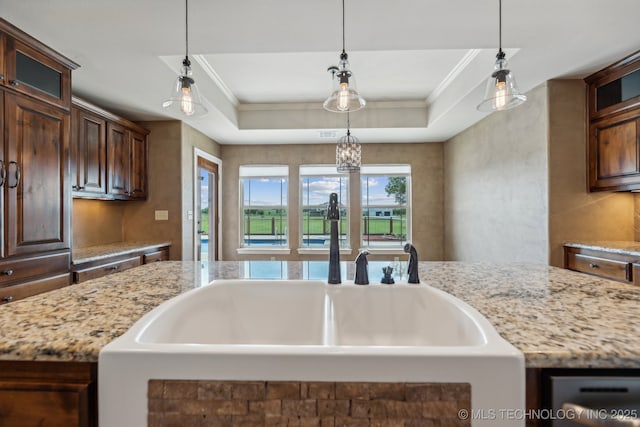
<box><xmin>242</xmin><ymin>175</ymin><xmax>404</xmax><ymax>207</ymax></box>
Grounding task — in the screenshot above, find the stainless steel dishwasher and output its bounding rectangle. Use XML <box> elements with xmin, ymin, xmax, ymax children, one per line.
<box><xmin>549</xmin><ymin>375</ymin><xmax>640</xmax><ymax>426</ymax></box>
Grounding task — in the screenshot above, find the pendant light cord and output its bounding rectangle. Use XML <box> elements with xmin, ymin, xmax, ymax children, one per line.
<box><xmin>185</xmin><ymin>0</ymin><xmax>189</xmax><ymax>59</ymax></box>
<box><xmin>498</xmin><ymin>0</ymin><xmax>502</xmax><ymax>52</ymax></box>
<box><xmin>342</xmin><ymin>0</ymin><xmax>346</xmax><ymax>53</ymax></box>
<box><xmin>496</xmin><ymin>0</ymin><xmax>505</xmax><ymax>60</ymax></box>
<box><xmin>346</xmin><ymin>112</ymin><xmax>351</xmax><ymax>136</ymax></box>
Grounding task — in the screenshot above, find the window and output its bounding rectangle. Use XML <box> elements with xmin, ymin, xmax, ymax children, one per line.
<box><xmin>361</xmin><ymin>165</ymin><xmax>411</xmax><ymax>249</ymax></box>
<box><xmin>300</xmin><ymin>166</ymin><xmax>349</xmax><ymax>248</ymax></box>
<box><xmin>239</xmin><ymin>165</ymin><xmax>288</xmax><ymax>248</ymax></box>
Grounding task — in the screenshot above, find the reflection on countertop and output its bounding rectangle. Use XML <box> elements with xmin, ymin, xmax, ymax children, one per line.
<box><xmin>1</xmin><ymin>260</ymin><xmax>640</xmax><ymax>369</ymax></box>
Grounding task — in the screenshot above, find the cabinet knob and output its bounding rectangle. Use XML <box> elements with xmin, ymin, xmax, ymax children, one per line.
<box><xmin>588</xmin><ymin>263</ymin><xmax>599</xmax><ymax>269</ymax></box>
<box><xmin>2</xmin><ymin>296</ymin><xmax>13</xmax><ymax>303</ymax></box>
<box><xmin>9</xmin><ymin>80</ymin><xmax>19</xmax><ymax>87</ymax></box>
<box><xmin>0</xmin><ymin>74</ymin><xmax>4</xmax><ymax>81</ymax></box>
<box><xmin>2</xmin><ymin>269</ymin><xmax>14</xmax><ymax>276</ymax></box>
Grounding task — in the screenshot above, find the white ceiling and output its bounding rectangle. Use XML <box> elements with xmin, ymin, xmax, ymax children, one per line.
<box><xmin>2</xmin><ymin>0</ymin><xmax>640</xmax><ymax>145</ymax></box>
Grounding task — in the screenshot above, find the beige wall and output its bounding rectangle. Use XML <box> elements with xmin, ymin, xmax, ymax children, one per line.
<box><xmin>547</xmin><ymin>80</ymin><xmax>634</xmax><ymax>266</ymax></box>
<box><xmin>444</xmin><ymin>83</ymin><xmax>550</xmax><ymax>263</ymax></box>
<box><xmin>220</xmin><ymin>143</ymin><xmax>444</xmax><ymax>261</ymax></box>
<box><xmin>122</xmin><ymin>121</ymin><xmax>184</xmax><ymax>259</ymax></box>
<box><xmin>444</xmin><ymin>79</ymin><xmax>636</xmax><ymax>265</ymax></box>
<box><xmin>72</xmin><ymin>199</ymin><xmax>125</xmax><ymax>248</ymax></box>
<box><xmin>180</xmin><ymin>123</ymin><xmax>222</xmax><ymax>260</ymax></box>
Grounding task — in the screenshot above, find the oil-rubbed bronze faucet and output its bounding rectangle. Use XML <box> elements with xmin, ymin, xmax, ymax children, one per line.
<box><xmin>327</xmin><ymin>193</ymin><xmax>341</xmax><ymax>284</ymax></box>
<box><xmin>404</xmin><ymin>242</ymin><xmax>420</xmax><ymax>284</ymax></box>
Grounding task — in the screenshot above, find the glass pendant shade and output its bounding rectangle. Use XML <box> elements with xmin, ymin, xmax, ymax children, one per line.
<box><xmin>477</xmin><ymin>54</ymin><xmax>527</xmax><ymax>112</ymax></box>
<box><xmin>163</xmin><ymin>59</ymin><xmax>207</xmax><ymax>117</ymax></box>
<box><xmin>336</xmin><ymin>130</ymin><xmax>361</xmax><ymax>173</ymax></box>
<box><xmin>324</xmin><ymin>54</ymin><xmax>366</xmax><ymax>113</ymax></box>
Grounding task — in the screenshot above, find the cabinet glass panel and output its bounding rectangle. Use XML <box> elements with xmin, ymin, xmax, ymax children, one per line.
<box><xmin>16</xmin><ymin>52</ymin><xmax>62</xmax><ymax>99</ymax></box>
<box><xmin>597</xmin><ymin>69</ymin><xmax>640</xmax><ymax>111</ymax></box>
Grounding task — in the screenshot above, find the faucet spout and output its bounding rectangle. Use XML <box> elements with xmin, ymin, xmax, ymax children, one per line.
<box><xmin>354</xmin><ymin>250</ymin><xmax>370</xmax><ymax>285</ymax></box>
<box><xmin>404</xmin><ymin>242</ymin><xmax>419</xmax><ymax>284</ymax></box>
<box><xmin>327</xmin><ymin>193</ymin><xmax>341</xmax><ymax>284</ymax></box>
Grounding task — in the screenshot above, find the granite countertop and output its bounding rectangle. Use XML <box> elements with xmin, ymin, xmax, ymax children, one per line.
<box><xmin>564</xmin><ymin>240</ymin><xmax>640</xmax><ymax>258</ymax></box>
<box><xmin>1</xmin><ymin>261</ymin><xmax>639</xmax><ymax>369</ymax></box>
<box><xmin>72</xmin><ymin>241</ymin><xmax>172</xmax><ymax>264</ymax></box>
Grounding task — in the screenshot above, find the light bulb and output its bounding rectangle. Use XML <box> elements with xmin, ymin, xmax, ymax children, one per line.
<box><xmin>494</xmin><ymin>80</ymin><xmax>507</xmax><ymax>110</ymax></box>
<box><xmin>180</xmin><ymin>86</ymin><xmax>195</xmax><ymax>116</ymax></box>
<box><xmin>338</xmin><ymin>82</ymin><xmax>350</xmax><ymax>111</ymax></box>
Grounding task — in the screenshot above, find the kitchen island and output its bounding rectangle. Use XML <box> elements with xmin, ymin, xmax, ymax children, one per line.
<box><xmin>1</xmin><ymin>261</ymin><xmax>639</xmax><ymax>425</ymax></box>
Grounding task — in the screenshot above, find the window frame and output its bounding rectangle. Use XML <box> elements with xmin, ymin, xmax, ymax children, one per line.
<box><xmin>360</xmin><ymin>164</ymin><xmax>412</xmax><ymax>253</ymax></box>
<box><xmin>298</xmin><ymin>165</ymin><xmax>351</xmax><ymax>254</ymax></box>
<box><xmin>237</xmin><ymin>165</ymin><xmax>290</xmax><ymax>254</ymax></box>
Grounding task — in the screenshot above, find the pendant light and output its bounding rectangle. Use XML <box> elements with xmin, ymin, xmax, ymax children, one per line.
<box><xmin>477</xmin><ymin>0</ymin><xmax>526</xmax><ymax>112</ymax></box>
<box><xmin>323</xmin><ymin>0</ymin><xmax>366</xmax><ymax>113</ymax></box>
<box><xmin>162</xmin><ymin>0</ymin><xmax>207</xmax><ymax>117</ymax></box>
<box><xmin>336</xmin><ymin>113</ymin><xmax>361</xmax><ymax>173</ymax></box>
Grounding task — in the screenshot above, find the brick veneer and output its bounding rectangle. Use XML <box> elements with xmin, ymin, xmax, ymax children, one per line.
<box><xmin>148</xmin><ymin>380</ymin><xmax>471</xmax><ymax>427</ymax></box>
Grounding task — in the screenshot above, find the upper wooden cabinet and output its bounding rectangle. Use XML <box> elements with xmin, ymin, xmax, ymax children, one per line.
<box><xmin>586</xmin><ymin>50</ymin><xmax>640</xmax><ymax>191</ymax></box>
<box><xmin>71</xmin><ymin>105</ymin><xmax>107</xmax><ymax>195</ymax></box>
<box><xmin>0</xmin><ymin>19</ymin><xmax>76</xmax><ymax>110</ymax></box>
<box><xmin>72</xmin><ymin>97</ymin><xmax>148</xmax><ymax>200</ymax></box>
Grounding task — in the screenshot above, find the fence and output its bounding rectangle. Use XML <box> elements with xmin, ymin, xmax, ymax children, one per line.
<box><xmin>244</xmin><ymin>215</ymin><xmax>405</xmax><ymax>238</ymax></box>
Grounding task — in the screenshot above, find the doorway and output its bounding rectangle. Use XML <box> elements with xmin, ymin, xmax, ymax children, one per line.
<box><xmin>195</xmin><ymin>154</ymin><xmax>220</xmax><ymax>261</ymax></box>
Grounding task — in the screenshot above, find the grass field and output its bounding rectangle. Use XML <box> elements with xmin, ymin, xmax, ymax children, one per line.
<box><xmin>239</xmin><ymin>215</ymin><xmax>406</xmax><ymax>237</ymax></box>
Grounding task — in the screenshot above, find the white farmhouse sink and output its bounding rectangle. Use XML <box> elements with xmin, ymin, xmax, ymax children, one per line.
<box><xmin>139</xmin><ymin>280</ymin><xmax>327</xmax><ymax>345</ymax></box>
<box><xmin>100</xmin><ymin>280</ymin><xmax>524</xmax><ymax>426</ymax></box>
<box><xmin>329</xmin><ymin>285</ymin><xmax>487</xmax><ymax>346</ymax></box>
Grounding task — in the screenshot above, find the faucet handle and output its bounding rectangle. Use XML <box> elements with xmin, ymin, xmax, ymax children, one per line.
<box><xmin>355</xmin><ymin>249</ymin><xmax>369</xmax><ymax>262</ymax></box>
<box><xmin>354</xmin><ymin>250</ymin><xmax>370</xmax><ymax>285</ymax></box>
<box><xmin>381</xmin><ymin>266</ymin><xmax>395</xmax><ymax>285</ymax></box>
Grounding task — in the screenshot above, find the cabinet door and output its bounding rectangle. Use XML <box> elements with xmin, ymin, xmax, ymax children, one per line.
<box><xmin>72</xmin><ymin>107</ymin><xmax>106</xmax><ymax>195</ymax></box>
<box><xmin>106</xmin><ymin>122</ymin><xmax>129</xmax><ymax>198</ymax></box>
<box><xmin>4</xmin><ymin>93</ymin><xmax>70</xmax><ymax>257</ymax></box>
<box><xmin>128</xmin><ymin>131</ymin><xmax>147</xmax><ymax>199</ymax></box>
<box><xmin>589</xmin><ymin>115</ymin><xmax>640</xmax><ymax>191</ymax></box>
<box><xmin>4</xmin><ymin>37</ymin><xmax>71</xmax><ymax>109</ymax></box>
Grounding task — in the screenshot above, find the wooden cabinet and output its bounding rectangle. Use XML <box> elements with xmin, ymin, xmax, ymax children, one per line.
<box><xmin>74</xmin><ymin>255</ymin><xmax>142</xmax><ymax>283</ymax></box>
<box><xmin>0</xmin><ymin>361</ymin><xmax>97</xmax><ymax>427</ymax></box>
<box><xmin>143</xmin><ymin>247</ymin><xmax>170</xmax><ymax>263</ymax></box>
<box><xmin>0</xmin><ymin>19</ymin><xmax>77</xmax><ymax>304</ymax></box>
<box><xmin>564</xmin><ymin>245</ymin><xmax>637</xmax><ymax>284</ymax></box>
<box><xmin>586</xmin><ymin>50</ymin><xmax>640</xmax><ymax>191</ymax></box>
<box><xmin>72</xmin><ymin>245</ymin><xmax>169</xmax><ymax>283</ymax></box>
<box><xmin>71</xmin><ymin>105</ymin><xmax>106</xmax><ymax>195</ymax></box>
<box><xmin>128</xmin><ymin>130</ymin><xmax>147</xmax><ymax>199</ymax></box>
<box><xmin>72</xmin><ymin>97</ymin><xmax>148</xmax><ymax>200</ymax></box>
<box><xmin>4</xmin><ymin>93</ymin><xmax>70</xmax><ymax>257</ymax></box>
<box><xmin>0</xmin><ymin>19</ymin><xmax>74</xmax><ymax>110</ymax></box>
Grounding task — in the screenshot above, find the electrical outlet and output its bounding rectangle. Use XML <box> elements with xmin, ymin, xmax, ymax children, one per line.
<box><xmin>154</xmin><ymin>210</ymin><xmax>169</xmax><ymax>221</ymax></box>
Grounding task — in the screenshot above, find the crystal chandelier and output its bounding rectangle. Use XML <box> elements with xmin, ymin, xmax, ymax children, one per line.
<box><xmin>336</xmin><ymin>113</ymin><xmax>361</xmax><ymax>173</ymax></box>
